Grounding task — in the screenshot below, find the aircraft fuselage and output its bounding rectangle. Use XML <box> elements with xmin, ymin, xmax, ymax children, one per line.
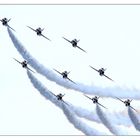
<box><xmin>124</xmin><ymin>100</ymin><xmax>130</xmax><ymax>106</ymax></box>
<box><xmin>36</xmin><ymin>29</ymin><xmax>42</xmax><ymax>35</ymax></box>
<box><xmin>62</xmin><ymin>71</ymin><xmax>68</xmax><ymax>78</ymax></box>
<box><xmin>98</xmin><ymin>69</ymin><xmax>105</xmax><ymax>76</ymax></box>
<box><xmin>1</xmin><ymin>18</ymin><xmax>8</xmax><ymax>26</ymax></box>
<box><xmin>35</xmin><ymin>28</ymin><xmax>42</xmax><ymax>35</ymax></box>
<box><xmin>57</xmin><ymin>96</ymin><xmax>62</xmax><ymax>100</ymax></box>
<box><xmin>92</xmin><ymin>96</ymin><xmax>98</xmax><ymax>103</ymax></box>
<box><xmin>71</xmin><ymin>40</ymin><xmax>77</xmax><ymax>47</ymax></box>
<box><xmin>56</xmin><ymin>94</ymin><xmax>63</xmax><ymax>100</ymax></box>
<box><xmin>21</xmin><ymin>61</ymin><xmax>27</xmax><ymax>68</ymax></box>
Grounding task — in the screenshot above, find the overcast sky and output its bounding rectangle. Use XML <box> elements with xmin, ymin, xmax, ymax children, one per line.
<box><xmin>0</xmin><ymin>5</ymin><xmax>140</xmax><ymax>135</ymax></box>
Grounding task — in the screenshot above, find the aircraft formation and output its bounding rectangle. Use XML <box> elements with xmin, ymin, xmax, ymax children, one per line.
<box><xmin>1</xmin><ymin>17</ymin><xmax>139</xmax><ymax>124</ymax></box>
<box><xmin>12</xmin><ymin>57</ymin><xmax>139</xmax><ymax>112</ymax></box>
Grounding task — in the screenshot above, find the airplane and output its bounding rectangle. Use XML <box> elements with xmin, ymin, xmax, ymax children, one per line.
<box><xmin>49</xmin><ymin>91</ymin><xmax>69</xmax><ymax>105</ymax></box>
<box><xmin>89</xmin><ymin>65</ymin><xmax>114</xmax><ymax>81</ymax></box>
<box><xmin>27</xmin><ymin>26</ymin><xmax>51</xmax><ymax>41</ymax></box>
<box><xmin>116</xmin><ymin>97</ymin><xmax>137</xmax><ymax>112</ymax></box>
<box><xmin>0</xmin><ymin>18</ymin><xmax>15</xmax><ymax>31</ymax></box>
<box><xmin>63</xmin><ymin>37</ymin><xmax>87</xmax><ymax>53</ymax></box>
<box><xmin>56</xmin><ymin>93</ymin><xmax>65</xmax><ymax>100</ymax></box>
<box><xmin>84</xmin><ymin>94</ymin><xmax>107</xmax><ymax>109</ymax></box>
<box><xmin>53</xmin><ymin>69</ymin><xmax>76</xmax><ymax>84</ymax></box>
<box><xmin>13</xmin><ymin>58</ymin><xmax>35</xmax><ymax>73</ymax></box>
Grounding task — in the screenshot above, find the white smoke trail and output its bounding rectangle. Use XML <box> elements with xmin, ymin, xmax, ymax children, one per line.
<box><xmin>61</xmin><ymin>103</ymin><xmax>107</xmax><ymax>135</ymax></box>
<box><xmin>96</xmin><ymin>104</ymin><xmax>128</xmax><ymax>135</ymax></box>
<box><xmin>128</xmin><ymin>107</ymin><xmax>140</xmax><ymax>131</ymax></box>
<box><xmin>68</xmin><ymin>103</ymin><xmax>100</xmax><ymax>123</ymax></box>
<box><xmin>27</xmin><ymin>70</ymin><xmax>108</xmax><ymax>135</ymax></box>
<box><xmin>68</xmin><ymin>103</ymin><xmax>132</xmax><ymax>126</ymax></box>
<box><xmin>7</xmin><ymin>28</ymin><xmax>140</xmax><ymax>99</ymax></box>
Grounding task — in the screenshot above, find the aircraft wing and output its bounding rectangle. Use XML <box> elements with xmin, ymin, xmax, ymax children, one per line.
<box><xmin>27</xmin><ymin>26</ymin><xmax>36</xmax><ymax>32</ymax></box>
<box><xmin>76</xmin><ymin>45</ymin><xmax>87</xmax><ymax>53</ymax></box>
<box><xmin>53</xmin><ymin>68</ymin><xmax>63</xmax><ymax>76</ymax></box>
<box><xmin>7</xmin><ymin>18</ymin><xmax>11</xmax><ymax>22</ymax></box>
<box><xmin>61</xmin><ymin>100</ymin><xmax>69</xmax><ymax>106</ymax></box>
<box><xmin>41</xmin><ymin>34</ymin><xmax>51</xmax><ymax>41</ymax></box>
<box><xmin>13</xmin><ymin>58</ymin><xmax>22</xmax><ymax>65</ymax></box>
<box><xmin>49</xmin><ymin>90</ymin><xmax>57</xmax><ymax>98</ymax></box>
<box><xmin>89</xmin><ymin>65</ymin><xmax>99</xmax><ymax>73</ymax></box>
<box><xmin>129</xmin><ymin>106</ymin><xmax>138</xmax><ymax>113</ymax></box>
<box><xmin>103</xmin><ymin>74</ymin><xmax>114</xmax><ymax>82</ymax></box>
<box><xmin>7</xmin><ymin>25</ymin><xmax>16</xmax><ymax>32</ymax></box>
<box><xmin>97</xmin><ymin>102</ymin><xmax>107</xmax><ymax>109</ymax></box>
<box><xmin>66</xmin><ymin>77</ymin><xmax>76</xmax><ymax>84</ymax></box>
<box><xmin>130</xmin><ymin>99</ymin><xmax>133</xmax><ymax>102</ymax></box>
<box><xmin>41</xmin><ymin>28</ymin><xmax>44</xmax><ymax>31</ymax></box>
<box><xmin>63</xmin><ymin>37</ymin><xmax>72</xmax><ymax>43</ymax></box>
<box><xmin>116</xmin><ymin>97</ymin><xmax>124</xmax><ymax>103</ymax></box>
<box><xmin>26</xmin><ymin>67</ymin><xmax>35</xmax><ymax>73</ymax></box>
<box><xmin>61</xmin><ymin>94</ymin><xmax>65</xmax><ymax>97</ymax></box>
<box><xmin>67</xmin><ymin>71</ymin><xmax>71</xmax><ymax>75</ymax></box>
<box><xmin>84</xmin><ymin>94</ymin><xmax>93</xmax><ymax>100</ymax></box>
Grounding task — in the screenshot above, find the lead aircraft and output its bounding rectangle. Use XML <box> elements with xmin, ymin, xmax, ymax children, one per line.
<box><xmin>0</xmin><ymin>18</ymin><xmax>15</xmax><ymax>31</ymax></box>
